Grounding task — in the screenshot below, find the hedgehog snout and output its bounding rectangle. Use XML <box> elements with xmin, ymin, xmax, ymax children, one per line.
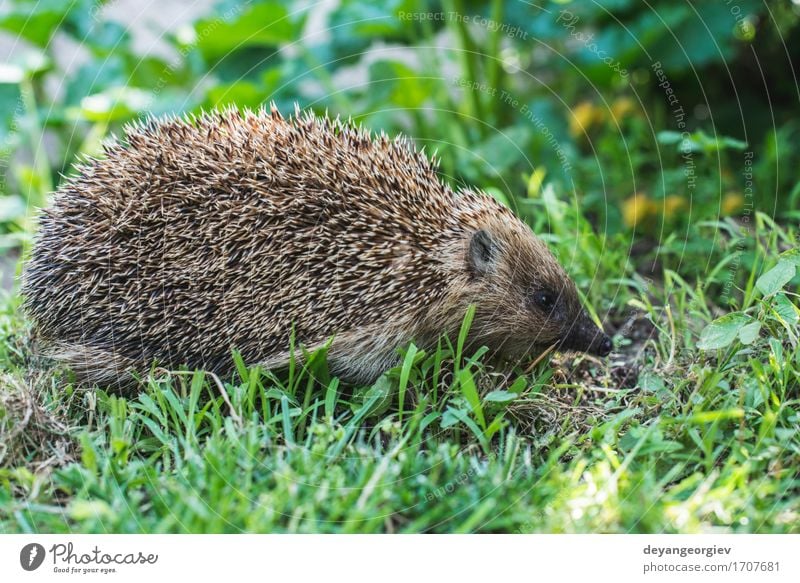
<box><xmin>559</xmin><ymin>310</ymin><xmax>612</xmax><ymax>357</ymax></box>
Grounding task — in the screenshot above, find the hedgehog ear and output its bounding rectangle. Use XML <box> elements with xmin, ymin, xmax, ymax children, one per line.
<box><xmin>468</xmin><ymin>229</ymin><xmax>498</xmax><ymax>276</ymax></box>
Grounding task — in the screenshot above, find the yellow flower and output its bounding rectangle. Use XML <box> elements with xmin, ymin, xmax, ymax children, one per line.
<box><xmin>526</xmin><ymin>166</ymin><xmax>547</xmax><ymax>198</ymax></box>
<box><xmin>569</xmin><ymin>101</ymin><xmax>602</xmax><ymax>138</ymax></box>
<box><xmin>722</xmin><ymin>192</ymin><xmax>744</xmax><ymax>215</ymax></box>
<box><xmin>610</xmin><ymin>97</ymin><xmax>636</xmax><ymax>123</ymax></box>
<box><xmin>662</xmin><ymin>195</ymin><xmax>687</xmax><ymax>217</ymax></box>
<box><xmin>622</xmin><ymin>193</ymin><xmax>658</xmax><ymax>229</ymax></box>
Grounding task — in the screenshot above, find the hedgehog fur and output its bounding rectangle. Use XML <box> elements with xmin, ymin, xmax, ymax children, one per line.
<box><xmin>22</xmin><ymin>106</ymin><xmax>611</xmax><ymax>389</ymax></box>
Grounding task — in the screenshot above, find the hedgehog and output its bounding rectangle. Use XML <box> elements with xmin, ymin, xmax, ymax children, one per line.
<box><xmin>22</xmin><ymin>106</ymin><xmax>611</xmax><ymax>389</ymax></box>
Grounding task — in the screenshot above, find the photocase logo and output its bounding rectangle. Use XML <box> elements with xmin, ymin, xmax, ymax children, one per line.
<box><xmin>20</xmin><ymin>543</ymin><xmax>46</xmax><ymax>571</ymax></box>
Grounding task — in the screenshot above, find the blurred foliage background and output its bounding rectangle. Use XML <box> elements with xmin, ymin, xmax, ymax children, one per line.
<box><xmin>0</xmin><ymin>0</ymin><xmax>798</xmax><ymax>287</ymax></box>
<box><xmin>1</xmin><ymin>0</ymin><xmax>800</xmax><ymax>535</ymax></box>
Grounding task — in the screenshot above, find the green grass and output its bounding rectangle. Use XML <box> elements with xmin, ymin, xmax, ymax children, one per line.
<box><xmin>1</xmin><ymin>208</ymin><xmax>797</xmax><ymax>534</ymax></box>
<box><xmin>0</xmin><ymin>0</ymin><xmax>798</xmax><ymax>535</ymax></box>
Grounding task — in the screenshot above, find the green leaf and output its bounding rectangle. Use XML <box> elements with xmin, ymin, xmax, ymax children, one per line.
<box><xmin>718</xmin><ymin>136</ymin><xmax>748</xmax><ymax>150</ymax></box>
<box><xmin>687</xmin><ymin>409</ymin><xmax>744</xmax><ymax>423</ymax></box>
<box><xmin>440</xmin><ymin>408</ymin><xmax>462</xmax><ymax>429</ymax></box>
<box><xmin>0</xmin><ymin>0</ymin><xmax>70</xmax><ymax>46</ymax></box>
<box><xmin>772</xmin><ymin>294</ymin><xmax>799</xmax><ymax>326</ymax></box>
<box><xmin>0</xmin><ymin>195</ymin><xmax>26</xmax><ymax>222</ymax></box>
<box><xmin>483</xmin><ymin>390</ymin><xmax>517</xmax><ymax>403</ymax></box>
<box><xmin>656</xmin><ymin>130</ymin><xmax>682</xmax><ymax>145</ymax></box>
<box><xmin>206</xmin><ymin>80</ymin><xmax>265</xmax><ymax>110</ymax></box>
<box><xmin>455</xmin><ymin>305</ymin><xmax>475</xmax><ymax>372</ymax></box>
<box><xmin>484</xmin><ymin>415</ymin><xmax>507</xmax><ymax>440</ymax></box>
<box><xmin>326</xmin><ymin>0</ymin><xmax>409</xmax><ymax>65</ymax></box>
<box><xmin>367</xmin><ymin>60</ymin><xmax>436</xmax><ymax>110</ymax></box>
<box><xmin>397</xmin><ymin>343</ymin><xmax>418</xmax><ymax>423</ymax></box>
<box><xmin>280</xmin><ymin>395</ymin><xmax>294</xmax><ymax>444</ymax></box>
<box><xmin>507</xmin><ymin>376</ymin><xmax>528</xmax><ymax>395</ymax></box>
<box><xmin>637</xmin><ymin>371</ymin><xmax>665</xmax><ymax>393</ymax></box>
<box><xmin>468</xmin><ymin>127</ymin><xmax>532</xmax><ymax>175</ymax></box>
<box><xmin>737</xmin><ymin>321</ymin><xmax>761</xmax><ymax>345</ymax></box>
<box><xmin>756</xmin><ymin>259</ymin><xmax>796</xmax><ymax>296</ymax></box>
<box><xmin>778</xmin><ymin>248</ymin><xmax>800</xmax><ymax>267</ymax></box>
<box><xmin>195</xmin><ymin>3</ymin><xmax>305</xmax><ymax>61</ymax></box>
<box><xmin>696</xmin><ymin>313</ymin><xmax>751</xmax><ymax>350</ymax></box>
<box><xmin>69</xmin><ymin>500</ymin><xmax>115</xmax><ymax>522</ymax></box>
<box><xmin>324</xmin><ymin>378</ymin><xmax>339</xmax><ymax>419</ymax></box>
<box><xmin>76</xmin><ymin>87</ymin><xmax>152</xmax><ymax>122</ymax></box>
<box><xmin>79</xmin><ymin>433</ymin><xmax>98</xmax><ymax>473</ymax></box>
<box><xmin>350</xmin><ymin>375</ymin><xmax>393</xmax><ymax>418</ymax></box>
<box><xmin>457</xmin><ymin>369</ymin><xmax>485</xmax><ymax>430</ymax></box>
<box><xmin>441</xmin><ymin>407</ymin><xmax>489</xmax><ymax>451</ymax></box>
<box><xmin>658</xmin><ymin>129</ymin><xmax>747</xmax><ymax>154</ymax></box>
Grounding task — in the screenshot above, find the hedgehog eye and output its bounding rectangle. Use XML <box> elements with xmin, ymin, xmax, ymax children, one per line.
<box><xmin>531</xmin><ymin>289</ymin><xmax>556</xmax><ymax>312</ymax></box>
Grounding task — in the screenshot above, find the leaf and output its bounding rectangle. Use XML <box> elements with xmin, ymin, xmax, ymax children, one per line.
<box><xmin>483</xmin><ymin>390</ymin><xmax>517</xmax><ymax>403</ymax></box>
<box><xmin>440</xmin><ymin>408</ymin><xmax>462</xmax><ymax>429</ymax></box>
<box><xmin>659</xmin><ymin>129</ymin><xmax>747</xmax><ymax>154</ymax></box>
<box><xmin>367</xmin><ymin>60</ymin><xmax>436</xmax><ymax>110</ymax></box>
<box><xmin>79</xmin><ymin>433</ymin><xmax>98</xmax><ymax>473</ymax></box>
<box><xmin>195</xmin><ymin>3</ymin><xmax>305</xmax><ymax>61</ymax></box>
<box><xmin>69</xmin><ymin>500</ymin><xmax>115</xmax><ymax>522</ymax></box>
<box><xmin>507</xmin><ymin>376</ymin><xmax>528</xmax><ymax>395</ymax></box>
<box><xmin>696</xmin><ymin>313</ymin><xmax>751</xmax><ymax>350</ymax></box>
<box><xmin>206</xmin><ymin>80</ymin><xmax>264</xmax><ymax>110</ymax></box>
<box><xmin>419</xmin><ymin>411</ymin><xmax>440</xmax><ymax>432</ymax></box>
<box><xmin>526</xmin><ymin>167</ymin><xmax>547</xmax><ymax>198</ymax></box>
<box><xmin>0</xmin><ymin>195</ymin><xmax>26</xmax><ymax>222</ymax></box>
<box><xmin>77</xmin><ymin>87</ymin><xmax>152</xmax><ymax>122</ymax></box>
<box><xmin>397</xmin><ymin>343</ymin><xmax>418</xmax><ymax>422</ymax></box>
<box><xmin>280</xmin><ymin>395</ymin><xmax>294</xmax><ymax>444</ymax></box>
<box><xmin>484</xmin><ymin>415</ymin><xmax>507</xmax><ymax>440</ymax></box>
<box><xmin>756</xmin><ymin>259</ymin><xmax>796</xmax><ymax>296</ymax></box>
<box><xmin>718</xmin><ymin>136</ymin><xmax>748</xmax><ymax>150</ymax></box>
<box><xmin>326</xmin><ymin>0</ymin><xmax>409</xmax><ymax>64</ymax></box>
<box><xmin>656</xmin><ymin>130</ymin><xmax>682</xmax><ymax>144</ymax></box>
<box><xmin>350</xmin><ymin>375</ymin><xmax>392</xmax><ymax>418</ymax></box>
<box><xmin>457</xmin><ymin>369</ymin><xmax>485</xmax><ymax>430</ymax></box>
<box><xmin>687</xmin><ymin>409</ymin><xmax>744</xmax><ymax>424</ymax></box>
<box><xmin>772</xmin><ymin>293</ymin><xmax>799</xmax><ymax>326</ymax></box>
<box><xmin>0</xmin><ymin>0</ymin><xmax>70</xmax><ymax>46</ymax></box>
<box><xmin>440</xmin><ymin>407</ymin><xmax>489</xmax><ymax>451</ymax></box>
<box><xmin>778</xmin><ymin>248</ymin><xmax>800</xmax><ymax>267</ymax></box>
<box><xmin>455</xmin><ymin>305</ymin><xmax>475</xmax><ymax>372</ymax></box>
<box><xmin>469</xmin><ymin>127</ymin><xmax>532</xmax><ymax>175</ymax></box>
<box><xmin>0</xmin><ymin>83</ymin><xmax>22</xmax><ymax>146</ymax></box>
<box><xmin>324</xmin><ymin>378</ymin><xmax>339</xmax><ymax>419</ymax></box>
<box><xmin>637</xmin><ymin>371</ymin><xmax>665</xmax><ymax>393</ymax></box>
<box><xmin>737</xmin><ymin>321</ymin><xmax>761</xmax><ymax>345</ymax></box>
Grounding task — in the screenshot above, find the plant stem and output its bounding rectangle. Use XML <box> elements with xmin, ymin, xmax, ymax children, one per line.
<box><xmin>20</xmin><ymin>75</ymin><xmax>53</xmax><ymax>203</ymax></box>
<box><xmin>486</xmin><ymin>0</ymin><xmax>504</xmax><ymax>125</ymax></box>
<box><xmin>443</xmin><ymin>0</ymin><xmax>484</xmax><ymax>133</ymax></box>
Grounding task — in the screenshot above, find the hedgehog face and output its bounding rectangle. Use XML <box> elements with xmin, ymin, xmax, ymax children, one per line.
<box><xmin>464</xmin><ymin>225</ymin><xmax>612</xmax><ymax>364</ymax></box>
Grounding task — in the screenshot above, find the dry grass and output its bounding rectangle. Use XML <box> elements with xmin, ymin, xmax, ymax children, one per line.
<box><xmin>0</xmin><ymin>371</ymin><xmax>76</xmax><ymax>474</ymax></box>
